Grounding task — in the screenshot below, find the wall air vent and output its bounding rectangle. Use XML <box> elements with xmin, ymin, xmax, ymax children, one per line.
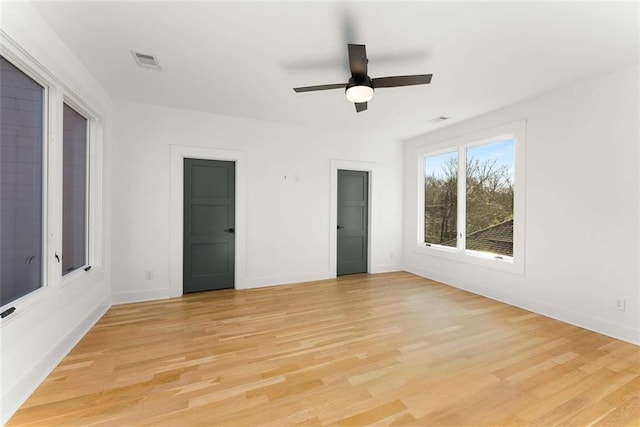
<box><xmin>131</xmin><ymin>51</ymin><xmax>161</xmax><ymax>70</ymax></box>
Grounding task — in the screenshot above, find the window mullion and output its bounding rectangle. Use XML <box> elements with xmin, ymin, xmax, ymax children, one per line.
<box><xmin>48</xmin><ymin>86</ymin><xmax>64</xmax><ymax>288</ymax></box>
<box><xmin>418</xmin><ymin>156</ymin><xmax>426</xmax><ymax>246</ymax></box>
<box><xmin>457</xmin><ymin>146</ymin><xmax>466</xmax><ymax>252</ymax></box>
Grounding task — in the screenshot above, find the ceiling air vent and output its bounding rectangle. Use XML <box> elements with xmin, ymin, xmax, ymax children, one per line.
<box><xmin>131</xmin><ymin>51</ymin><xmax>161</xmax><ymax>70</ymax></box>
<box><xmin>428</xmin><ymin>116</ymin><xmax>450</xmax><ymax>123</ymax></box>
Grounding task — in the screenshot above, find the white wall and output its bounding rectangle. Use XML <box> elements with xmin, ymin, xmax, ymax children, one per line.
<box><xmin>111</xmin><ymin>101</ymin><xmax>403</xmax><ymax>303</ymax></box>
<box><xmin>403</xmin><ymin>65</ymin><xmax>639</xmax><ymax>344</ymax></box>
<box><xmin>0</xmin><ymin>3</ymin><xmax>113</xmax><ymax>423</ymax></box>
<box><xmin>2</xmin><ymin>4</ymin><xmax>633</xmax><ymax>424</ymax></box>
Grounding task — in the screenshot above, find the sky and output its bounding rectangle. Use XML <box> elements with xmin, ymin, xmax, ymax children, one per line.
<box><xmin>425</xmin><ymin>138</ymin><xmax>515</xmax><ymax>180</ymax></box>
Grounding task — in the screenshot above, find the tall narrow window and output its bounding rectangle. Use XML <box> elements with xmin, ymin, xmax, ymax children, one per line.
<box><xmin>62</xmin><ymin>104</ymin><xmax>88</xmax><ymax>275</ymax></box>
<box><xmin>465</xmin><ymin>139</ymin><xmax>515</xmax><ymax>257</ymax></box>
<box><xmin>0</xmin><ymin>56</ymin><xmax>44</xmax><ymax>305</ymax></box>
<box><xmin>424</xmin><ymin>151</ymin><xmax>458</xmax><ymax>248</ymax></box>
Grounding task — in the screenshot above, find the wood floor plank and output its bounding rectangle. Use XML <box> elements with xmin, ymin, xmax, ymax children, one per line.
<box><xmin>7</xmin><ymin>272</ymin><xmax>640</xmax><ymax>426</ymax></box>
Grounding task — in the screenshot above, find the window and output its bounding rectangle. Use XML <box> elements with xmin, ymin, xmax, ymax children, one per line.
<box><xmin>420</xmin><ymin>120</ymin><xmax>525</xmax><ymax>272</ymax></box>
<box><xmin>424</xmin><ymin>150</ymin><xmax>457</xmax><ymax>248</ymax></box>
<box><xmin>62</xmin><ymin>104</ymin><xmax>88</xmax><ymax>275</ymax></box>
<box><xmin>1</xmin><ymin>49</ymin><xmax>101</xmax><ymax>312</ymax></box>
<box><xmin>0</xmin><ymin>56</ymin><xmax>45</xmax><ymax>306</ymax></box>
<box><xmin>465</xmin><ymin>140</ymin><xmax>514</xmax><ymax>257</ymax></box>
<box><xmin>424</xmin><ymin>139</ymin><xmax>515</xmax><ymax>257</ymax></box>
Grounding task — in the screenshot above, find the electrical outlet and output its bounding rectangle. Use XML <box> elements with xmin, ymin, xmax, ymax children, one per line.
<box><xmin>145</xmin><ymin>270</ymin><xmax>154</xmax><ymax>280</ymax></box>
<box><xmin>614</xmin><ymin>298</ymin><xmax>626</xmax><ymax>311</ymax></box>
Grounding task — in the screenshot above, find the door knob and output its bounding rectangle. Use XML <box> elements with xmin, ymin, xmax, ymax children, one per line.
<box><xmin>224</xmin><ymin>228</ymin><xmax>235</xmax><ymax>233</ymax></box>
<box><xmin>337</xmin><ymin>225</ymin><xmax>344</xmax><ymax>229</ymax></box>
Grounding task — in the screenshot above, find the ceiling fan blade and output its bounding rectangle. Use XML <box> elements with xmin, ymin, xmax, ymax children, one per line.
<box><xmin>372</xmin><ymin>74</ymin><xmax>432</xmax><ymax>88</ymax></box>
<box><xmin>293</xmin><ymin>83</ymin><xmax>345</xmax><ymax>93</ymax></box>
<box><xmin>348</xmin><ymin>44</ymin><xmax>368</xmax><ymax>77</ymax></box>
<box><xmin>355</xmin><ymin>102</ymin><xmax>368</xmax><ymax>112</ymax></box>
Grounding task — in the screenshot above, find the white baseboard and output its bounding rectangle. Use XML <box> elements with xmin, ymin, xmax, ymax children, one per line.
<box><xmin>1</xmin><ymin>296</ymin><xmax>111</xmax><ymax>425</ymax></box>
<box><xmin>240</xmin><ymin>272</ymin><xmax>334</xmax><ymax>290</ymax></box>
<box><xmin>404</xmin><ymin>264</ymin><xmax>640</xmax><ymax>346</ymax></box>
<box><xmin>115</xmin><ymin>269</ymin><xmax>396</xmax><ymax>300</ymax></box>
<box><xmin>371</xmin><ymin>264</ymin><xmax>402</xmax><ymax>274</ymax></box>
<box><xmin>111</xmin><ymin>288</ymin><xmax>171</xmax><ymax>305</ymax></box>
<box><xmin>240</xmin><ymin>266</ymin><xmax>406</xmax><ymax>290</ymax></box>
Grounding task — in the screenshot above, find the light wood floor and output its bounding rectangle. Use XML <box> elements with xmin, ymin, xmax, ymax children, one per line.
<box><xmin>8</xmin><ymin>272</ymin><xmax>640</xmax><ymax>426</ymax></box>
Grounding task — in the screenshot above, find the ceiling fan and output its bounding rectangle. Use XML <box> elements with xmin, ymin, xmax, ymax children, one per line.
<box><xmin>293</xmin><ymin>44</ymin><xmax>432</xmax><ymax>113</ymax></box>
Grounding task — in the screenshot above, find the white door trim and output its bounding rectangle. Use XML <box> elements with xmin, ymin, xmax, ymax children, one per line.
<box><xmin>170</xmin><ymin>145</ymin><xmax>247</xmax><ymax>297</ymax></box>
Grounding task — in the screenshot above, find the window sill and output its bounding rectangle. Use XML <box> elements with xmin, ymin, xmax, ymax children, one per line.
<box><xmin>413</xmin><ymin>244</ymin><xmax>524</xmax><ymax>275</ymax></box>
<box><xmin>0</xmin><ymin>286</ymin><xmax>48</xmax><ymax>327</ymax></box>
<box><xmin>61</xmin><ymin>265</ymin><xmax>94</xmax><ymax>288</ymax></box>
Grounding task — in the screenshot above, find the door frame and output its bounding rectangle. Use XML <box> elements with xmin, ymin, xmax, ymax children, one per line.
<box><xmin>170</xmin><ymin>145</ymin><xmax>247</xmax><ymax>297</ymax></box>
<box><xmin>329</xmin><ymin>159</ymin><xmax>376</xmax><ymax>277</ymax></box>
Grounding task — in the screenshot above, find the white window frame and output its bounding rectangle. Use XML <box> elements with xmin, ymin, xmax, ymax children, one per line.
<box><xmin>0</xmin><ymin>46</ymin><xmax>55</xmax><ymax>313</ymax></box>
<box><xmin>0</xmin><ymin>33</ymin><xmax>104</xmax><ymax>322</ymax></box>
<box><xmin>60</xmin><ymin>98</ymin><xmax>95</xmax><ymax>282</ymax></box>
<box><xmin>416</xmin><ymin>120</ymin><xmax>526</xmax><ymax>275</ymax></box>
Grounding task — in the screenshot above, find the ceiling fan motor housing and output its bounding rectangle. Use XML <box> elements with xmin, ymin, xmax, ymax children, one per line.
<box><xmin>347</xmin><ymin>75</ymin><xmax>373</xmax><ymax>90</ymax></box>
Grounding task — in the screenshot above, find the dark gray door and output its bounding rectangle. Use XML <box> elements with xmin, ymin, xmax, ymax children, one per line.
<box><xmin>337</xmin><ymin>170</ymin><xmax>368</xmax><ymax>275</ymax></box>
<box><xmin>183</xmin><ymin>159</ymin><xmax>235</xmax><ymax>293</ymax></box>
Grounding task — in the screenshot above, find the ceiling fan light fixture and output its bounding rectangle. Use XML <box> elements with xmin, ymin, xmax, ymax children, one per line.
<box><xmin>345</xmin><ymin>85</ymin><xmax>374</xmax><ymax>103</ymax></box>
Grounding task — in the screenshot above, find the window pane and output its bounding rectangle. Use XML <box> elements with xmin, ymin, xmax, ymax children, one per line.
<box><xmin>424</xmin><ymin>151</ymin><xmax>457</xmax><ymax>247</ymax></box>
<box><xmin>62</xmin><ymin>104</ymin><xmax>87</xmax><ymax>274</ymax></box>
<box><xmin>465</xmin><ymin>139</ymin><xmax>515</xmax><ymax>256</ymax></box>
<box><xmin>0</xmin><ymin>56</ymin><xmax>44</xmax><ymax>306</ymax></box>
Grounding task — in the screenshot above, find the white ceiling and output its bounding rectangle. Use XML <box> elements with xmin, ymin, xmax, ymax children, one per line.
<box><xmin>32</xmin><ymin>1</ymin><xmax>639</xmax><ymax>141</ymax></box>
